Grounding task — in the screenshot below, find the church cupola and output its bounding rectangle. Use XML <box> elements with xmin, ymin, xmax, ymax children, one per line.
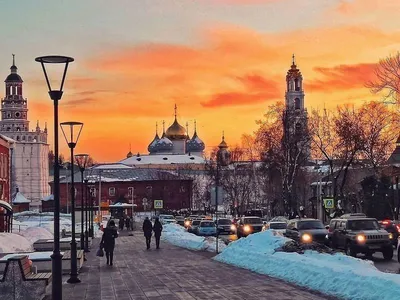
<box><xmin>148</xmin><ymin>122</ymin><xmax>160</xmax><ymax>154</ymax></box>
<box><xmin>165</xmin><ymin>104</ymin><xmax>187</xmax><ymax>141</ymax></box>
<box><xmin>187</xmin><ymin>120</ymin><xmax>205</xmax><ymax>154</ymax></box>
<box><xmin>154</xmin><ymin>120</ymin><xmax>173</xmax><ymax>153</ymax></box>
<box><xmin>126</xmin><ymin>143</ymin><xmax>133</xmax><ymax>158</ymax></box>
<box><xmin>5</xmin><ymin>54</ymin><xmax>23</xmax><ymax>98</ymax></box>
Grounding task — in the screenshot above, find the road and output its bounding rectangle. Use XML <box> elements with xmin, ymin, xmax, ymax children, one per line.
<box><xmin>218</xmin><ymin>233</ymin><xmax>400</xmax><ymax>274</ymax></box>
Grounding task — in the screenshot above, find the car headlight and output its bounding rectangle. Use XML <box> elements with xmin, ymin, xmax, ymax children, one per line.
<box><xmin>230</xmin><ymin>224</ymin><xmax>236</xmax><ymax>231</ymax></box>
<box><xmin>301</xmin><ymin>233</ymin><xmax>312</xmax><ymax>243</ymax></box>
<box><xmin>184</xmin><ymin>221</ymin><xmax>190</xmax><ymax>226</ymax></box>
<box><xmin>244</xmin><ymin>225</ymin><xmax>251</xmax><ymax>233</ymax></box>
<box><xmin>356</xmin><ymin>234</ymin><xmax>366</xmax><ymax>243</ymax></box>
<box><xmin>389</xmin><ymin>233</ymin><xmax>393</xmax><ymax>239</ymax></box>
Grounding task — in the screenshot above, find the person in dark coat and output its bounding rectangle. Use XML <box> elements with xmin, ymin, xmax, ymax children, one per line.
<box><xmin>119</xmin><ymin>217</ymin><xmax>125</xmax><ymax>231</ymax></box>
<box><xmin>101</xmin><ymin>220</ymin><xmax>118</xmax><ymax>266</ymax></box>
<box><xmin>125</xmin><ymin>217</ymin><xmax>131</xmax><ymax>230</ymax></box>
<box><xmin>142</xmin><ymin>217</ymin><xmax>153</xmax><ymax>250</ymax></box>
<box><xmin>153</xmin><ymin>217</ymin><xmax>163</xmax><ymax>249</ymax></box>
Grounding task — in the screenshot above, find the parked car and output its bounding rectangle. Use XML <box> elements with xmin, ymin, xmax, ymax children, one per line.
<box><xmin>216</xmin><ymin>218</ymin><xmax>235</xmax><ymax>234</ymax></box>
<box><xmin>175</xmin><ymin>216</ymin><xmax>185</xmax><ymax>226</ymax></box>
<box><xmin>378</xmin><ymin>220</ymin><xmax>399</xmax><ymax>246</ymax></box>
<box><xmin>285</xmin><ymin>218</ymin><xmax>327</xmax><ymax>244</ymax></box>
<box><xmin>197</xmin><ymin>220</ymin><xmax>217</xmax><ymax>236</ymax></box>
<box><xmin>327</xmin><ymin>214</ymin><xmax>393</xmax><ymax>260</ymax></box>
<box><xmin>262</xmin><ymin>221</ymin><xmax>287</xmax><ymax>234</ymax></box>
<box><xmin>188</xmin><ymin>219</ymin><xmax>201</xmax><ymax>234</ymax></box>
<box><xmin>158</xmin><ymin>215</ymin><xmax>177</xmax><ymax>225</ymax></box>
<box><xmin>236</xmin><ymin>217</ymin><xmax>264</xmax><ymax>238</ymax></box>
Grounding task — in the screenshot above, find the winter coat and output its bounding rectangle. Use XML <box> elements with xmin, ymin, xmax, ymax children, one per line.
<box><xmin>142</xmin><ymin>219</ymin><xmax>153</xmax><ymax>237</ymax></box>
<box><xmin>101</xmin><ymin>226</ymin><xmax>118</xmax><ymax>252</ymax></box>
<box><xmin>125</xmin><ymin>218</ymin><xmax>131</xmax><ymax>228</ymax></box>
<box><xmin>153</xmin><ymin>220</ymin><xmax>163</xmax><ymax>237</ymax></box>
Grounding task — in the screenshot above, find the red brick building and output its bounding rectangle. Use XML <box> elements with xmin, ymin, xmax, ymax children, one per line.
<box><xmin>0</xmin><ymin>134</ymin><xmax>12</xmax><ymax>232</ymax></box>
<box><xmin>46</xmin><ymin>164</ymin><xmax>193</xmax><ymax>213</ymax></box>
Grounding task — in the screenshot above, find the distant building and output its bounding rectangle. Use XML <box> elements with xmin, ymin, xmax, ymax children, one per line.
<box><xmin>0</xmin><ymin>55</ymin><xmax>50</xmax><ymax>209</ymax></box>
<box><xmin>44</xmin><ymin>164</ymin><xmax>193</xmax><ymax>213</ymax></box>
<box><xmin>0</xmin><ymin>134</ymin><xmax>12</xmax><ymax>232</ymax></box>
<box><xmin>122</xmin><ymin>105</ymin><xmax>206</xmax><ymax>169</ymax></box>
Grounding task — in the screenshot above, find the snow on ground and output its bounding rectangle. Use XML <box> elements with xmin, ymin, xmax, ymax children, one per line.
<box><xmin>16</xmin><ymin>227</ymin><xmax>54</xmax><ymax>244</ymax></box>
<box><xmin>13</xmin><ymin>211</ymin><xmax>72</xmax><ymax>234</ymax></box>
<box><xmin>162</xmin><ymin>224</ymin><xmax>226</xmax><ymax>252</ymax></box>
<box><xmin>0</xmin><ymin>233</ymin><xmax>33</xmax><ymax>253</ymax></box>
<box><xmin>0</xmin><ymin>251</ymin><xmax>61</xmax><ymax>261</ymax></box>
<box><xmin>215</xmin><ymin>230</ymin><xmax>400</xmax><ymax>300</ymax></box>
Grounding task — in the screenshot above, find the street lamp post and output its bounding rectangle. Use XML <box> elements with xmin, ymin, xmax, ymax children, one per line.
<box><xmin>75</xmin><ymin>154</ymin><xmax>89</xmax><ymax>252</ymax></box>
<box><xmin>61</xmin><ymin>121</ymin><xmax>84</xmax><ymax>284</ymax></box>
<box><xmin>35</xmin><ymin>55</ymin><xmax>74</xmax><ymax>300</ymax></box>
<box><xmin>215</xmin><ymin>134</ymin><xmax>230</xmax><ymax>254</ymax></box>
<box><xmin>84</xmin><ymin>179</ymin><xmax>89</xmax><ymax>249</ymax></box>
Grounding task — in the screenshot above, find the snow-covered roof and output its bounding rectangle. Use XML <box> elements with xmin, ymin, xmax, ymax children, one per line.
<box><xmin>12</xmin><ymin>192</ymin><xmax>31</xmax><ymax>204</ymax></box>
<box><xmin>42</xmin><ymin>194</ymin><xmax>54</xmax><ymax>202</ymax></box>
<box><xmin>0</xmin><ymin>200</ymin><xmax>12</xmax><ymax>211</ymax></box>
<box><xmin>0</xmin><ymin>134</ymin><xmax>16</xmax><ymax>144</ymax></box>
<box><xmin>91</xmin><ymin>163</ymin><xmax>133</xmax><ymax>170</ymax></box>
<box><xmin>120</xmin><ymin>154</ymin><xmax>206</xmax><ymax>165</ymax></box>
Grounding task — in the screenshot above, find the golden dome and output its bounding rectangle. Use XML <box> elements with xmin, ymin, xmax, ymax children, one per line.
<box><xmin>166</xmin><ymin>119</ymin><xmax>187</xmax><ymax>140</ymax></box>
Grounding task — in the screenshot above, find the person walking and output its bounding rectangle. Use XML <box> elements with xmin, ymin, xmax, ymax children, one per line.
<box><xmin>101</xmin><ymin>220</ymin><xmax>118</xmax><ymax>266</ymax></box>
<box><xmin>153</xmin><ymin>217</ymin><xmax>163</xmax><ymax>249</ymax></box>
<box><xmin>119</xmin><ymin>217</ymin><xmax>125</xmax><ymax>231</ymax></box>
<box><xmin>142</xmin><ymin>217</ymin><xmax>153</xmax><ymax>250</ymax></box>
<box><xmin>125</xmin><ymin>216</ymin><xmax>131</xmax><ymax>230</ymax></box>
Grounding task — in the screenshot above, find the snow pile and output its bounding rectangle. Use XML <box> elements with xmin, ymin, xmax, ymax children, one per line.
<box><xmin>16</xmin><ymin>227</ymin><xmax>53</xmax><ymax>244</ymax></box>
<box><xmin>0</xmin><ymin>233</ymin><xmax>33</xmax><ymax>253</ymax></box>
<box><xmin>13</xmin><ymin>211</ymin><xmax>72</xmax><ymax>234</ymax></box>
<box><xmin>215</xmin><ymin>231</ymin><xmax>400</xmax><ymax>300</ymax></box>
<box><xmin>162</xmin><ymin>224</ymin><xmax>226</xmax><ymax>252</ymax></box>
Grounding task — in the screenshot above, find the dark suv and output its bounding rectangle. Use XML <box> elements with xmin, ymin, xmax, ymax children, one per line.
<box><xmin>285</xmin><ymin>218</ymin><xmax>328</xmax><ymax>244</ymax></box>
<box><xmin>327</xmin><ymin>214</ymin><xmax>393</xmax><ymax>260</ymax></box>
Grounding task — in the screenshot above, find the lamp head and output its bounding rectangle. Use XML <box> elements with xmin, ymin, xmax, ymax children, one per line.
<box><xmin>60</xmin><ymin>121</ymin><xmax>84</xmax><ymax>149</ymax></box>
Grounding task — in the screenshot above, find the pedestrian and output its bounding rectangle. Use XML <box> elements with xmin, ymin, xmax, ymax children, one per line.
<box><xmin>119</xmin><ymin>217</ymin><xmax>125</xmax><ymax>231</ymax></box>
<box><xmin>153</xmin><ymin>217</ymin><xmax>163</xmax><ymax>249</ymax></box>
<box><xmin>100</xmin><ymin>220</ymin><xmax>118</xmax><ymax>266</ymax></box>
<box><xmin>125</xmin><ymin>216</ymin><xmax>131</xmax><ymax>230</ymax></box>
<box><xmin>142</xmin><ymin>217</ymin><xmax>153</xmax><ymax>250</ymax></box>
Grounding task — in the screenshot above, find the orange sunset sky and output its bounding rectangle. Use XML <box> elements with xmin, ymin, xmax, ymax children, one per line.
<box><xmin>1</xmin><ymin>0</ymin><xmax>399</xmax><ymax>162</ymax></box>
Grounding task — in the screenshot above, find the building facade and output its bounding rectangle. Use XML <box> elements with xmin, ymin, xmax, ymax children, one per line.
<box><xmin>46</xmin><ymin>164</ymin><xmax>193</xmax><ymax>213</ymax></box>
<box><xmin>0</xmin><ymin>56</ymin><xmax>49</xmax><ymax>209</ymax></box>
<box><xmin>0</xmin><ymin>134</ymin><xmax>12</xmax><ymax>232</ymax></box>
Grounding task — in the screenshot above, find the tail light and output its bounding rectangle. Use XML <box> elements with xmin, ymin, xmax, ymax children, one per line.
<box><xmin>328</xmin><ymin>227</ymin><xmax>334</xmax><ymax>233</ymax></box>
<box><xmin>382</xmin><ymin>220</ymin><xmax>390</xmax><ymax>225</ymax></box>
<box><xmin>396</xmin><ymin>224</ymin><xmax>400</xmax><ymax>233</ymax></box>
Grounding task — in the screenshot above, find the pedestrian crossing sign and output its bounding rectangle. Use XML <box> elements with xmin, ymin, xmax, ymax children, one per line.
<box><xmin>154</xmin><ymin>200</ymin><xmax>163</xmax><ymax>209</ymax></box>
<box><xmin>323</xmin><ymin>198</ymin><xmax>334</xmax><ymax>209</ymax></box>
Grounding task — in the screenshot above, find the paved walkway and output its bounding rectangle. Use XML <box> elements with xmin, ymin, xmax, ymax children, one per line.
<box><xmin>61</xmin><ymin>231</ymin><xmax>337</xmax><ymax>300</ymax></box>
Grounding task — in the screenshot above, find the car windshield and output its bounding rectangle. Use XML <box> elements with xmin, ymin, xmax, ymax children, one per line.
<box><xmin>161</xmin><ymin>215</ymin><xmax>174</xmax><ymax>219</ymax></box>
<box><xmin>298</xmin><ymin>220</ymin><xmax>325</xmax><ymax>230</ymax></box>
<box><xmin>192</xmin><ymin>220</ymin><xmax>201</xmax><ymax>225</ymax></box>
<box><xmin>270</xmin><ymin>223</ymin><xmax>287</xmax><ymax>229</ymax></box>
<box><xmin>244</xmin><ymin>218</ymin><xmax>262</xmax><ymax>224</ymax></box>
<box><xmin>348</xmin><ymin>220</ymin><xmax>379</xmax><ymax>231</ymax></box>
<box><xmin>201</xmin><ymin>222</ymin><xmax>215</xmax><ymax>227</ymax></box>
<box><xmin>218</xmin><ymin>219</ymin><xmax>231</xmax><ymax>225</ymax></box>
<box><xmin>176</xmin><ymin>216</ymin><xmax>184</xmax><ymax>220</ymax></box>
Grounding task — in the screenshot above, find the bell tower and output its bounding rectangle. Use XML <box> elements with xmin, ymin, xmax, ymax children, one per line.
<box><xmin>285</xmin><ymin>54</ymin><xmax>305</xmax><ymax>111</ymax></box>
<box><xmin>1</xmin><ymin>54</ymin><xmax>29</xmax><ymax>134</ymax></box>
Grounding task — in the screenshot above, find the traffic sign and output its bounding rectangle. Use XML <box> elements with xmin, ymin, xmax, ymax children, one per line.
<box><xmin>154</xmin><ymin>199</ymin><xmax>163</xmax><ymax>209</ymax></box>
<box><xmin>323</xmin><ymin>198</ymin><xmax>334</xmax><ymax>209</ymax></box>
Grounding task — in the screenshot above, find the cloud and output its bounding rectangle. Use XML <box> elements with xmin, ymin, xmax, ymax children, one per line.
<box><xmin>306</xmin><ymin>63</ymin><xmax>377</xmax><ymax>92</ymax></box>
<box><xmin>213</xmin><ymin>0</ymin><xmax>280</xmax><ymax>4</ymax></box>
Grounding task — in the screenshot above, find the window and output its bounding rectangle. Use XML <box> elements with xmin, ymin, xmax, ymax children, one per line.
<box><xmin>109</xmin><ymin>187</ymin><xmax>116</xmax><ymax>196</ymax></box>
<box><xmin>128</xmin><ymin>187</ymin><xmax>134</xmax><ymax>196</ymax></box>
<box><xmin>90</xmin><ymin>188</ymin><xmax>96</xmax><ymax>197</ymax></box>
<box><xmin>180</xmin><ymin>185</ymin><xmax>186</xmax><ymax>193</ymax></box>
<box><xmin>294</xmin><ymin>98</ymin><xmax>301</xmax><ymax>110</ymax></box>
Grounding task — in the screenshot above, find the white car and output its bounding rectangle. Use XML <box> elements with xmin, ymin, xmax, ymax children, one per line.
<box><xmin>262</xmin><ymin>221</ymin><xmax>287</xmax><ymax>235</ymax></box>
<box><xmin>158</xmin><ymin>214</ymin><xmax>177</xmax><ymax>225</ymax></box>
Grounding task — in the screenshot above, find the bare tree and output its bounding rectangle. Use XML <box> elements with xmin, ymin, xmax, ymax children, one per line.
<box><xmin>367</xmin><ymin>52</ymin><xmax>400</xmax><ymax>103</ymax></box>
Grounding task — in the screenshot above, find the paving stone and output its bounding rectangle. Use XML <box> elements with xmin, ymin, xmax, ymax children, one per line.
<box><xmin>50</xmin><ymin>230</ymin><xmax>339</xmax><ymax>300</ymax></box>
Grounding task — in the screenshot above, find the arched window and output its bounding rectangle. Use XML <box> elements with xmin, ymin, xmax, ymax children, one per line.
<box><xmin>295</xmin><ymin>78</ymin><xmax>300</xmax><ymax>91</ymax></box>
<box><xmin>294</xmin><ymin>98</ymin><xmax>301</xmax><ymax>110</ymax></box>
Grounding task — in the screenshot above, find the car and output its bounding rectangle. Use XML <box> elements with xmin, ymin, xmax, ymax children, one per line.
<box><xmin>378</xmin><ymin>220</ymin><xmax>399</xmax><ymax>246</ymax></box>
<box><xmin>197</xmin><ymin>220</ymin><xmax>217</xmax><ymax>236</ymax></box>
<box><xmin>216</xmin><ymin>218</ymin><xmax>236</xmax><ymax>234</ymax></box>
<box><xmin>327</xmin><ymin>215</ymin><xmax>393</xmax><ymax>260</ymax></box>
<box><xmin>236</xmin><ymin>216</ymin><xmax>264</xmax><ymax>238</ymax></box>
<box><xmin>285</xmin><ymin>218</ymin><xmax>328</xmax><ymax>244</ymax></box>
<box><xmin>263</xmin><ymin>221</ymin><xmax>287</xmax><ymax>234</ymax></box>
<box><xmin>158</xmin><ymin>214</ymin><xmax>177</xmax><ymax>225</ymax></box>
<box><xmin>188</xmin><ymin>219</ymin><xmax>201</xmax><ymax>234</ymax></box>
<box><xmin>175</xmin><ymin>216</ymin><xmax>185</xmax><ymax>226</ymax></box>
<box><xmin>184</xmin><ymin>217</ymin><xmax>192</xmax><ymax>228</ymax></box>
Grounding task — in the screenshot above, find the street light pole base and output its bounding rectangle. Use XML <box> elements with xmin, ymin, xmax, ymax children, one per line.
<box><xmin>84</xmin><ymin>231</ymin><xmax>90</xmax><ymax>253</ymax></box>
<box><xmin>80</xmin><ymin>233</ymin><xmax>85</xmax><ymax>251</ymax></box>
<box><xmin>67</xmin><ymin>276</ymin><xmax>81</xmax><ymax>284</ymax></box>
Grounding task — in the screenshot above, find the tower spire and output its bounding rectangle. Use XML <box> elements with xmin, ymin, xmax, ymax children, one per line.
<box><xmin>162</xmin><ymin>120</ymin><xmax>165</xmax><ymax>133</ymax></box>
<box><xmin>12</xmin><ymin>54</ymin><xmax>15</xmax><ymax>66</ymax></box>
<box><xmin>194</xmin><ymin>120</ymin><xmax>197</xmax><ymax>133</ymax></box>
<box><xmin>292</xmin><ymin>54</ymin><xmax>296</xmax><ymax>66</ymax></box>
<box><xmin>186</xmin><ymin>121</ymin><xmax>189</xmax><ymax>134</ymax></box>
<box><xmin>174</xmin><ymin>104</ymin><xmax>177</xmax><ymax>120</ymax></box>
<box><xmin>155</xmin><ymin>122</ymin><xmax>158</xmax><ymax>135</ymax></box>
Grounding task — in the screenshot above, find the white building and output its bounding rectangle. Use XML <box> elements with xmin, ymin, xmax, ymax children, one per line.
<box><xmin>0</xmin><ymin>55</ymin><xmax>49</xmax><ymax>210</ymax></box>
